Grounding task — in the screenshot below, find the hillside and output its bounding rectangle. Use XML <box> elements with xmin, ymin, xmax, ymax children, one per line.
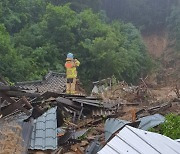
<box><xmin>143</xmin><ymin>32</ymin><xmax>168</xmax><ymax>58</ymax></box>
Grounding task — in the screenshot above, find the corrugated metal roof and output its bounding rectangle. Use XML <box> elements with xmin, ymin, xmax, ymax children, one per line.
<box><xmin>29</xmin><ymin>107</ymin><xmax>57</xmax><ymax>150</ymax></box>
<box><xmin>98</xmin><ymin>125</ymin><xmax>180</xmax><ymax>154</ymax></box>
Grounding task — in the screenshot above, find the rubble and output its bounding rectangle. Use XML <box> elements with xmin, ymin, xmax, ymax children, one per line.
<box><xmin>0</xmin><ymin>74</ymin><xmax>179</xmax><ymax>153</ymax></box>
<box><xmin>0</xmin><ymin>122</ymin><xmax>25</xmax><ymax>154</ymax></box>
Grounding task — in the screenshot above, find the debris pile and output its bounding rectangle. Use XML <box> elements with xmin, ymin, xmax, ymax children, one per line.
<box><xmin>0</xmin><ymin>73</ymin><xmax>179</xmax><ymax>153</ymax></box>
<box><xmin>0</xmin><ymin>123</ymin><xmax>24</xmax><ymax>154</ymax></box>
<box><xmin>92</xmin><ymin>78</ymin><xmax>153</xmax><ymax>103</ymax></box>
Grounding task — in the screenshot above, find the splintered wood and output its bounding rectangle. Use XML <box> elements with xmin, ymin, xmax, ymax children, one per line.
<box><xmin>0</xmin><ymin>123</ymin><xmax>24</xmax><ymax>154</ymax></box>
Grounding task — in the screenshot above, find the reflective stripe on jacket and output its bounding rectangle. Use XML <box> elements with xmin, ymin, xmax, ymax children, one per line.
<box><xmin>65</xmin><ymin>59</ymin><xmax>80</xmax><ymax>78</ymax></box>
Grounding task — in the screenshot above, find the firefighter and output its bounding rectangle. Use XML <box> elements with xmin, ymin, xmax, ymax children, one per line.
<box><xmin>65</xmin><ymin>53</ymin><xmax>80</xmax><ymax>94</ymax></box>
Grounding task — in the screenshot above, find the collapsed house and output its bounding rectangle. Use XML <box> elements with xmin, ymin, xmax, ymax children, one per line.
<box><xmin>0</xmin><ymin>72</ymin><xmax>121</xmax><ymax>153</ymax></box>
<box><xmin>0</xmin><ymin>73</ymin><xmax>179</xmax><ymax>154</ymax></box>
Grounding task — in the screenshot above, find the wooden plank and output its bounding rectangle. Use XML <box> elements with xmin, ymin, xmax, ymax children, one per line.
<box><xmin>0</xmin><ymin>93</ymin><xmax>31</xmax><ymax>115</ymax></box>
<box><xmin>1</xmin><ymin>103</ymin><xmax>17</xmax><ymax>117</ymax></box>
<box><xmin>56</xmin><ymin>97</ymin><xmax>81</xmax><ymax>109</ymax></box>
<box><xmin>6</xmin><ymin>91</ymin><xmax>40</xmax><ymax>97</ymax></box>
<box><xmin>22</xmin><ymin>96</ymin><xmax>32</xmax><ymax>109</ymax></box>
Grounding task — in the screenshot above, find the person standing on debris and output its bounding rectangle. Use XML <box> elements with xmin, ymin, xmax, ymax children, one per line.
<box><xmin>65</xmin><ymin>53</ymin><xmax>80</xmax><ymax>94</ymax></box>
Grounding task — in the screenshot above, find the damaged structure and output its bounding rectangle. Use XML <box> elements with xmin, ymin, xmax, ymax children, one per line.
<box><xmin>0</xmin><ymin>73</ymin><xmax>180</xmax><ymax>154</ymax></box>
<box><xmin>98</xmin><ymin>125</ymin><xmax>180</xmax><ymax>154</ymax></box>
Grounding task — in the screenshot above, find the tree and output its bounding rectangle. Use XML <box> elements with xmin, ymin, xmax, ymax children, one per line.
<box><xmin>0</xmin><ymin>0</ymin><xmax>46</xmax><ymax>34</ymax></box>
<box><xmin>10</xmin><ymin>4</ymin><xmax>152</xmax><ymax>88</ymax></box>
<box><xmin>0</xmin><ymin>24</ymin><xmax>34</xmax><ymax>81</ymax></box>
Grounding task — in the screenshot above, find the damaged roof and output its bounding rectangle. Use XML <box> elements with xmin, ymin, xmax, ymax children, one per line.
<box><xmin>16</xmin><ymin>71</ymin><xmax>66</xmax><ymax>93</ymax></box>
<box><xmin>29</xmin><ymin>107</ymin><xmax>58</xmax><ymax>150</ymax></box>
<box><xmin>98</xmin><ymin>125</ymin><xmax>180</xmax><ymax>154</ymax></box>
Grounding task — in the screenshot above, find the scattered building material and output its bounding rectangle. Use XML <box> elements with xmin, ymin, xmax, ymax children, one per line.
<box><xmin>0</xmin><ymin>88</ymin><xmax>32</xmax><ymax>117</ymax></box>
<box><xmin>98</xmin><ymin>125</ymin><xmax>180</xmax><ymax>154</ymax></box>
<box><xmin>148</xmin><ymin>102</ymin><xmax>172</xmax><ymax>114</ymax></box>
<box><xmin>104</xmin><ymin>114</ymin><xmax>165</xmax><ymax>141</ymax></box>
<box><xmin>138</xmin><ymin>114</ymin><xmax>165</xmax><ymax>130</ymax></box>
<box><xmin>104</xmin><ymin>118</ymin><xmax>140</xmax><ymax>141</ymax></box>
<box><xmin>0</xmin><ymin>74</ymin><xmax>179</xmax><ymax>153</ymax></box>
<box><xmin>104</xmin><ymin>118</ymin><xmax>129</xmax><ymax>141</ymax></box>
<box><xmin>85</xmin><ymin>138</ymin><xmax>102</xmax><ymax>154</ymax></box>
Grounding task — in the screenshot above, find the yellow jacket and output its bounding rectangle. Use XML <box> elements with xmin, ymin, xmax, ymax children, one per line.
<box><xmin>65</xmin><ymin>59</ymin><xmax>80</xmax><ymax>78</ymax></box>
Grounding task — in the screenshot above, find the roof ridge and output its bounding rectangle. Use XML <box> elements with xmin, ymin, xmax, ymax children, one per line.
<box><xmin>16</xmin><ymin>71</ymin><xmax>65</xmax><ymax>85</ymax></box>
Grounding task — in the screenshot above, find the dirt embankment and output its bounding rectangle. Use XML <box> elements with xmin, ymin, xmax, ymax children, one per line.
<box><xmin>142</xmin><ymin>31</ymin><xmax>179</xmax><ymax>86</ymax></box>
<box><xmin>142</xmin><ymin>32</ymin><xmax>168</xmax><ymax>58</ymax></box>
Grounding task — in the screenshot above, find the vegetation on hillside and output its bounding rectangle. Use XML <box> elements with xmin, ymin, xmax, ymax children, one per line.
<box><xmin>0</xmin><ymin>0</ymin><xmax>152</xmax><ymax>88</ymax></box>
<box><xmin>0</xmin><ymin>0</ymin><xmax>179</xmax><ymax>88</ymax></box>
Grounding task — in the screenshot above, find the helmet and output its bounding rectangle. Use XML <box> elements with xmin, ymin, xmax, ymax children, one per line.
<box><xmin>67</xmin><ymin>53</ymin><xmax>74</xmax><ymax>59</ymax></box>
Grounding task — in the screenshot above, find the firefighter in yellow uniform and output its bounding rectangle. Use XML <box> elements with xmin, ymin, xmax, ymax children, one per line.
<box><xmin>65</xmin><ymin>53</ymin><xmax>80</xmax><ymax>94</ymax></box>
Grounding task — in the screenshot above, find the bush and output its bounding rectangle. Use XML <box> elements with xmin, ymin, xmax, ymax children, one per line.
<box><xmin>150</xmin><ymin>114</ymin><xmax>180</xmax><ymax>139</ymax></box>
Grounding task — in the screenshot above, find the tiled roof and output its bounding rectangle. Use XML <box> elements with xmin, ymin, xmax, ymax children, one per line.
<box><xmin>98</xmin><ymin>125</ymin><xmax>180</xmax><ymax>154</ymax></box>
<box><xmin>16</xmin><ymin>71</ymin><xmax>66</xmax><ymax>93</ymax></box>
<box><xmin>29</xmin><ymin>107</ymin><xmax>58</xmax><ymax>150</ymax></box>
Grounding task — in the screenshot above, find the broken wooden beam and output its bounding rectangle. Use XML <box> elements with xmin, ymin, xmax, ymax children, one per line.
<box><xmin>0</xmin><ymin>93</ymin><xmax>31</xmax><ymax>116</ymax></box>
<box><xmin>56</xmin><ymin>97</ymin><xmax>81</xmax><ymax>109</ymax></box>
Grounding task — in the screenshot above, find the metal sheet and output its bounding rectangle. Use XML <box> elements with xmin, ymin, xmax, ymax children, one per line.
<box><xmin>138</xmin><ymin>114</ymin><xmax>165</xmax><ymax>130</ymax></box>
<box><xmin>85</xmin><ymin>139</ymin><xmax>101</xmax><ymax>154</ymax></box>
<box><xmin>98</xmin><ymin>126</ymin><xmax>180</xmax><ymax>154</ymax></box>
<box><xmin>20</xmin><ymin>121</ymin><xmax>34</xmax><ymax>153</ymax></box>
<box><xmin>176</xmin><ymin>139</ymin><xmax>180</xmax><ymax>143</ymax></box>
<box><xmin>104</xmin><ymin>118</ymin><xmax>129</xmax><ymax>141</ymax></box>
<box><xmin>104</xmin><ymin>114</ymin><xmax>165</xmax><ymax>141</ymax></box>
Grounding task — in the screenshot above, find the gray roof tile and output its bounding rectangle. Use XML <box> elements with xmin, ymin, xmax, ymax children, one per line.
<box><xmin>16</xmin><ymin>71</ymin><xmax>66</xmax><ymax>93</ymax></box>
<box><xmin>29</xmin><ymin>107</ymin><xmax>57</xmax><ymax>150</ymax></box>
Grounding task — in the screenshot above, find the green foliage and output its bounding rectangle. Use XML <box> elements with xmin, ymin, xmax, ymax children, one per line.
<box><xmin>0</xmin><ymin>0</ymin><xmax>46</xmax><ymax>34</ymax></box>
<box><xmin>0</xmin><ymin>1</ymin><xmax>153</xmax><ymax>88</ymax></box>
<box><xmin>150</xmin><ymin>114</ymin><xmax>180</xmax><ymax>139</ymax></box>
<box><xmin>0</xmin><ymin>24</ymin><xmax>34</xmax><ymax>81</ymax></box>
<box><xmin>45</xmin><ymin>0</ymin><xmax>101</xmax><ymax>12</ymax></box>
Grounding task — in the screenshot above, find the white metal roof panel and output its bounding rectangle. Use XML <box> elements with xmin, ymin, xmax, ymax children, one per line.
<box><xmin>98</xmin><ymin>126</ymin><xmax>180</xmax><ymax>154</ymax></box>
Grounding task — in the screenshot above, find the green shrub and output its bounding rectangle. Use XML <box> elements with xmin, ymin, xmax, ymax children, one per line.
<box><xmin>149</xmin><ymin>114</ymin><xmax>180</xmax><ymax>139</ymax></box>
